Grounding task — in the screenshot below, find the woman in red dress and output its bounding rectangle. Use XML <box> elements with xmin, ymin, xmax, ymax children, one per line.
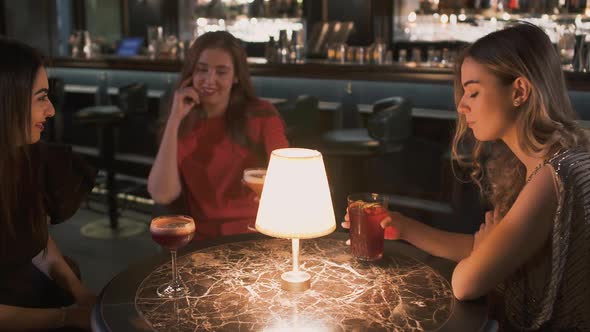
<box><xmin>148</xmin><ymin>31</ymin><xmax>289</xmax><ymax>240</ymax></box>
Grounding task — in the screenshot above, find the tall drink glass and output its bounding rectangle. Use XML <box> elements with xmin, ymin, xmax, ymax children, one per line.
<box><xmin>150</xmin><ymin>215</ymin><xmax>196</xmax><ymax>298</ymax></box>
<box><xmin>347</xmin><ymin>193</ymin><xmax>389</xmax><ymax>261</ymax></box>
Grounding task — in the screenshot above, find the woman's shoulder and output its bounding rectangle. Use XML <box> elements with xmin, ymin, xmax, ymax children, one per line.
<box><xmin>550</xmin><ymin>146</ymin><xmax>590</xmax><ymax>159</ymax></box>
<box><xmin>547</xmin><ymin>147</ymin><xmax>590</xmax><ymax>179</ymax></box>
<box><xmin>39</xmin><ymin>142</ymin><xmax>97</xmax><ymax>224</ymax></box>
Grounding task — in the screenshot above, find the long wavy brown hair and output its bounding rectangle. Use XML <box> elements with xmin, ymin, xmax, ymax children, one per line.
<box><xmin>0</xmin><ymin>38</ymin><xmax>47</xmax><ymax>255</ymax></box>
<box><xmin>451</xmin><ymin>23</ymin><xmax>590</xmax><ymax>218</ymax></box>
<box><xmin>160</xmin><ymin>31</ymin><xmax>273</xmax><ymax>155</ymax></box>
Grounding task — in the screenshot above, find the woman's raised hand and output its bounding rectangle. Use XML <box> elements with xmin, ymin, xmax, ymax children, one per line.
<box><xmin>170</xmin><ymin>78</ymin><xmax>200</xmax><ymax>121</ymax></box>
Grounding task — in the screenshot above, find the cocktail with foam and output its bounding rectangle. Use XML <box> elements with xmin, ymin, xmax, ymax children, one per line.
<box><xmin>243</xmin><ymin>168</ymin><xmax>267</xmax><ymax>197</ymax></box>
<box><xmin>150</xmin><ymin>215</ymin><xmax>196</xmax><ymax>297</ymax></box>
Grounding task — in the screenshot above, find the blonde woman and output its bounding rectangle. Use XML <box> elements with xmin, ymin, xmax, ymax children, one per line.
<box><xmin>344</xmin><ymin>23</ymin><xmax>590</xmax><ymax>331</ymax></box>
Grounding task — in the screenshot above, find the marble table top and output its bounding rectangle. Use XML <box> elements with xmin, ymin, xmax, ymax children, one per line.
<box><xmin>92</xmin><ymin>233</ymin><xmax>488</xmax><ymax>332</ymax></box>
<box><xmin>135</xmin><ymin>238</ymin><xmax>452</xmax><ymax>331</ymax></box>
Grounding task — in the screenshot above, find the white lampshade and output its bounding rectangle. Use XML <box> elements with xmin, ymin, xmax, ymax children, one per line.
<box><xmin>255</xmin><ymin>148</ymin><xmax>336</xmax><ymax>239</ymax></box>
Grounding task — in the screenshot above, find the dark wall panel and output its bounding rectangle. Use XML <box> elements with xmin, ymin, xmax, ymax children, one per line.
<box><xmin>303</xmin><ymin>0</ymin><xmax>323</xmax><ymax>41</ymax></box>
<box><xmin>327</xmin><ymin>0</ymin><xmax>372</xmax><ymax>46</ymax></box>
<box><xmin>4</xmin><ymin>0</ymin><xmax>56</xmax><ymax>54</ymax></box>
<box><xmin>128</xmin><ymin>0</ymin><xmax>178</xmax><ymax>39</ymax></box>
<box><xmin>372</xmin><ymin>0</ymin><xmax>393</xmax><ymax>48</ymax></box>
<box><xmin>0</xmin><ymin>0</ymin><xmax>6</xmax><ymax>35</ymax></box>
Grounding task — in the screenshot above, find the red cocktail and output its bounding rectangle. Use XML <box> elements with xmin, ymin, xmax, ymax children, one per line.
<box><xmin>348</xmin><ymin>193</ymin><xmax>389</xmax><ymax>261</ymax></box>
<box><xmin>150</xmin><ymin>215</ymin><xmax>196</xmax><ymax>298</ymax></box>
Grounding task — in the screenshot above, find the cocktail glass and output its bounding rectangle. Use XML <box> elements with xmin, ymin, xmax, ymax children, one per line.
<box><xmin>243</xmin><ymin>168</ymin><xmax>267</xmax><ymax>197</ymax></box>
<box><xmin>150</xmin><ymin>215</ymin><xmax>196</xmax><ymax>298</ymax></box>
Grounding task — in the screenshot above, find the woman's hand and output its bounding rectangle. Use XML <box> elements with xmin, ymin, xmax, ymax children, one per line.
<box><xmin>170</xmin><ymin>78</ymin><xmax>200</xmax><ymax>121</ymax></box>
<box><xmin>383</xmin><ymin>212</ymin><xmax>402</xmax><ymax>240</ymax></box>
<box><xmin>65</xmin><ymin>284</ymin><xmax>96</xmax><ymax>330</ymax></box>
<box><xmin>341</xmin><ymin>210</ymin><xmax>401</xmax><ymax>245</ymax></box>
<box><xmin>73</xmin><ymin>286</ymin><xmax>97</xmax><ymax>307</ymax></box>
<box><xmin>473</xmin><ymin>210</ymin><xmax>498</xmax><ymax>252</ymax></box>
<box><xmin>64</xmin><ymin>305</ymin><xmax>92</xmax><ymax>330</ymax></box>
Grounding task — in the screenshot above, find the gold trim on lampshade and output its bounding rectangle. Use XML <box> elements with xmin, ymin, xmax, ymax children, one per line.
<box><xmin>255</xmin><ymin>148</ymin><xmax>336</xmax><ymax>239</ymax></box>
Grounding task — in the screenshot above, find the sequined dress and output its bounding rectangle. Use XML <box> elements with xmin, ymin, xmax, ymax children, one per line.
<box><xmin>502</xmin><ymin>148</ymin><xmax>590</xmax><ymax>331</ymax></box>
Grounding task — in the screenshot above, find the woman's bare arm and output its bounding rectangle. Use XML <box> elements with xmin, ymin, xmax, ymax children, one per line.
<box><xmin>344</xmin><ymin>211</ymin><xmax>474</xmax><ymax>262</ymax></box>
<box><xmin>395</xmin><ymin>213</ymin><xmax>475</xmax><ymax>262</ymax></box>
<box><xmin>451</xmin><ymin>166</ymin><xmax>556</xmax><ymax>300</ymax></box>
<box><xmin>32</xmin><ymin>235</ymin><xmax>95</xmax><ymax>305</ymax></box>
<box><xmin>147</xmin><ymin>114</ymin><xmax>184</xmax><ymax>204</ymax></box>
<box><xmin>0</xmin><ymin>305</ymin><xmax>65</xmax><ymax>331</ymax></box>
<box><xmin>148</xmin><ymin>79</ymin><xmax>199</xmax><ymax>204</ymax></box>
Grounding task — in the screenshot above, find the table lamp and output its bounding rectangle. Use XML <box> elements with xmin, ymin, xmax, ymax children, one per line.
<box><xmin>255</xmin><ymin>148</ymin><xmax>336</xmax><ymax>291</ymax></box>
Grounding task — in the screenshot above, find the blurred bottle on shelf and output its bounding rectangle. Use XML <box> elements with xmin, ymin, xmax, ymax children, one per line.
<box><xmin>278</xmin><ymin>29</ymin><xmax>290</xmax><ymax>63</ymax></box>
<box><xmin>265</xmin><ymin>36</ymin><xmax>278</xmax><ymax>63</ymax></box>
<box><xmin>291</xmin><ymin>30</ymin><xmax>305</xmax><ymax>63</ymax></box>
<box><xmin>398</xmin><ymin>49</ymin><xmax>408</xmax><ymax>64</ymax></box>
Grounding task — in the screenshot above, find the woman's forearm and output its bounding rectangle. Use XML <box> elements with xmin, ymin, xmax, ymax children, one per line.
<box><xmin>148</xmin><ymin>115</ymin><xmax>183</xmax><ymax>204</ymax></box>
<box><xmin>398</xmin><ymin>216</ymin><xmax>474</xmax><ymax>262</ymax></box>
<box><xmin>0</xmin><ymin>304</ymin><xmax>64</xmax><ymax>330</ymax></box>
<box><xmin>32</xmin><ymin>236</ymin><xmax>87</xmax><ymax>301</ymax></box>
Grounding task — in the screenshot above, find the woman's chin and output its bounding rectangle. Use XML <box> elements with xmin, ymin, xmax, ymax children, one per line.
<box><xmin>471</xmin><ymin>129</ymin><xmax>485</xmax><ymax>142</ymax></box>
<box><xmin>29</xmin><ymin>135</ymin><xmax>41</xmax><ymax>144</ymax></box>
<box><xmin>472</xmin><ymin>132</ymin><xmax>495</xmax><ymax>142</ymax></box>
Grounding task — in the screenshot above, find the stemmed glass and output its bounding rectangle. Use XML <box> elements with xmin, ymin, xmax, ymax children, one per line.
<box><xmin>243</xmin><ymin>168</ymin><xmax>266</xmax><ymax>232</ymax></box>
<box><xmin>243</xmin><ymin>168</ymin><xmax>267</xmax><ymax>197</ymax></box>
<box><xmin>150</xmin><ymin>215</ymin><xmax>196</xmax><ymax>298</ymax></box>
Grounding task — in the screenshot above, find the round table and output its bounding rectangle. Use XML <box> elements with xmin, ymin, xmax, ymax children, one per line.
<box><xmin>92</xmin><ymin>232</ymin><xmax>488</xmax><ymax>331</ymax></box>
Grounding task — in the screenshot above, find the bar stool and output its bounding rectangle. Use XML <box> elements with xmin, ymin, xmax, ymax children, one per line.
<box><xmin>322</xmin><ymin>96</ymin><xmax>411</xmax><ymax>154</ymax></box>
<box><xmin>277</xmin><ymin>94</ymin><xmax>321</xmax><ymax>148</ymax></box>
<box><xmin>76</xmin><ymin>83</ymin><xmax>148</xmax><ymax>239</ymax></box>
<box><xmin>320</xmin><ymin>97</ymin><xmax>412</xmax><ymax>221</ymax></box>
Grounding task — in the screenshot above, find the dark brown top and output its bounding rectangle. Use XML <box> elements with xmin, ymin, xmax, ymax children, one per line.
<box><xmin>0</xmin><ymin>142</ymin><xmax>96</xmax><ymax>306</ymax></box>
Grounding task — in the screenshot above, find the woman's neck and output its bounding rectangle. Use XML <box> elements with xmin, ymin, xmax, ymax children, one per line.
<box><xmin>202</xmin><ymin>100</ymin><xmax>229</xmax><ymax>118</ymax></box>
<box><xmin>502</xmin><ymin>127</ymin><xmax>545</xmax><ymax>180</ymax></box>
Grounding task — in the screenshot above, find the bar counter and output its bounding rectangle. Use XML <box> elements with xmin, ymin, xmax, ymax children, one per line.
<box><xmin>49</xmin><ymin>55</ymin><xmax>590</xmax><ymax>91</ymax></box>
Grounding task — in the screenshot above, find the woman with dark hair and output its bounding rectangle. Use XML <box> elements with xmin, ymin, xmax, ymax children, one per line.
<box><xmin>0</xmin><ymin>39</ymin><xmax>97</xmax><ymax>330</ymax></box>
<box><xmin>344</xmin><ymin>23</ymin><xmax>590</xmax><ymax>330</ymax></box>
<box><xmin>148</xmin><ymin>31</ymin><xmax>288</xmax><ymax>240</ymax></box>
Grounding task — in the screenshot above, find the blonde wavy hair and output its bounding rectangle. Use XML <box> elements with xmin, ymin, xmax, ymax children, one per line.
<box><xmin>451</xmin><ymin>23</ymin><xmax>590</xmax><ymax>218</ymax></box>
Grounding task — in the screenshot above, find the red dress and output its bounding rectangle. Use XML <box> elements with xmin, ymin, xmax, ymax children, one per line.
<box><xmin>177</xmin><ymin>100</ymin><xmax>289</xmax><ymax>240</ymax></box>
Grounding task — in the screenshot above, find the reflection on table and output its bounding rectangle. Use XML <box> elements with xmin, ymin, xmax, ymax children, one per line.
<box><xmin>92</xmin><ymin>233</ymin><xmax>488</xmax><ymax>332</ymax></box>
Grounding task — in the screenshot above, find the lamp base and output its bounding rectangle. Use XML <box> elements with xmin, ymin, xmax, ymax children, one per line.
<box><xmin>280</xmin><ymin>271</ymin><xmax>311</xmax><ymax>292</ymax></box>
